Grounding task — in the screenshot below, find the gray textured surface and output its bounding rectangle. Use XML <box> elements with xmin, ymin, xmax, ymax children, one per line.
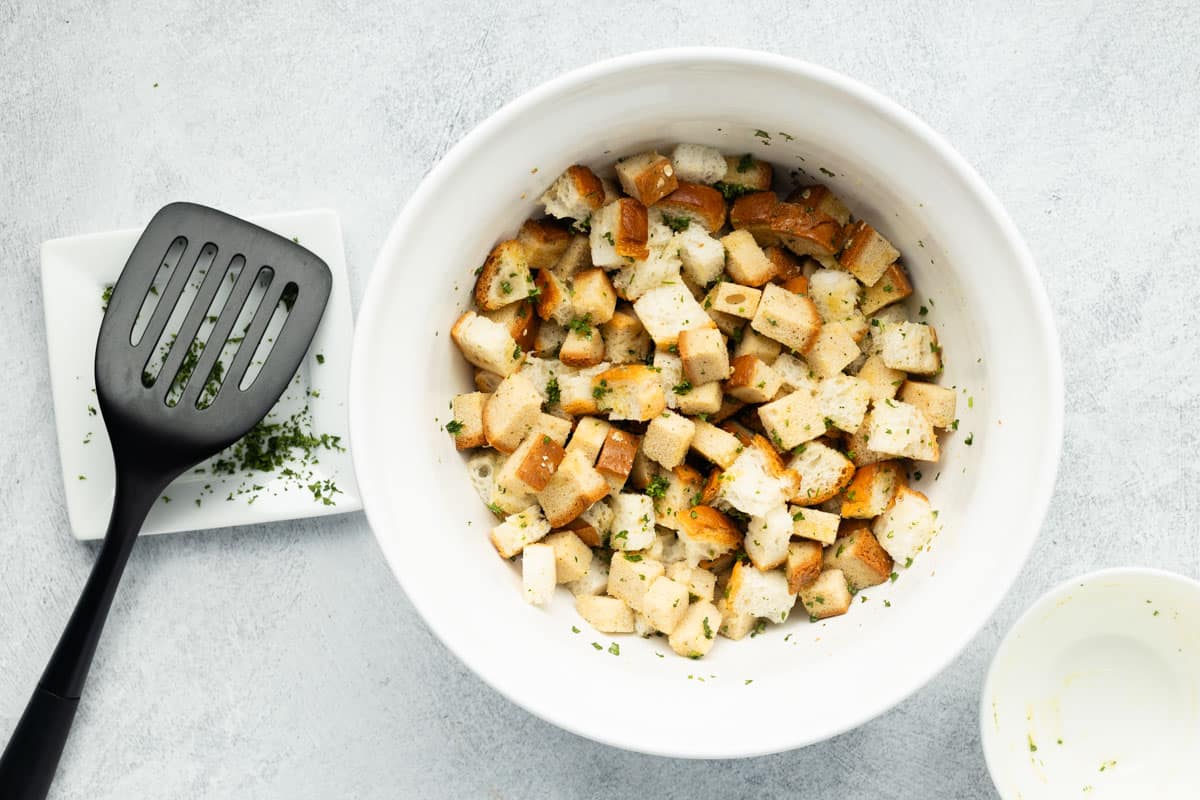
<box><xmin>2</xmin><ymin>1</ymin><xmax>1197</xmax><ymax>797</ymax></box>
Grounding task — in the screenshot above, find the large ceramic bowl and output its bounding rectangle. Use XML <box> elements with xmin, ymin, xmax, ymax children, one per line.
<box><xmin>350</xmin><ymin>48</ymin><xmax>1063</xmax><ymax>758</ymax></box>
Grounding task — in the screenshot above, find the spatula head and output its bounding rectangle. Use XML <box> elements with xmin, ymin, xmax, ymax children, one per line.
<box><xmin>96</xmin><ymin>202</ymin><xmax>332</xmax><ymax>478</ymax></box>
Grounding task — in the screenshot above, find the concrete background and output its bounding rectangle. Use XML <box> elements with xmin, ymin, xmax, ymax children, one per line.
<box><xmin>2</xmin><ymin>0</ymin><xmax>1198</xmax><ymax>797</ymax></box>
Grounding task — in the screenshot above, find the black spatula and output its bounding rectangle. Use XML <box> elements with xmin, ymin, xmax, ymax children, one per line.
<box><xmin>0</xmin><ymin>202</ymin><xmax>332</xmax><ymax>799</ymax></box>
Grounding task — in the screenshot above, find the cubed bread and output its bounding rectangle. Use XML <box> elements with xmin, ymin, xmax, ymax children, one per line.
<box><xmin>729</xmin><ymin>191</ymin><xmax>781</xmax><ymax>247</ymax></box>
<box><xmin>466</xmin><ymin>450</ymin><xmax>503</xmax><ymax>506</ymax></box>
<box><xmin>558</xmin><ymin>363</ymin><xmax>608</xmax><ymax>416</ymax></box>
<box><xmin>517</xmin><ymin>218</ymin><xmax>572</xmax><ymax>270</ymax></box>
<box><xmin>474</xmin><ymin>239</ymin><xmax>535</xmax><ymax>311</ymax></box>
<box><xmin>809</xmin><ymin>268</ymin><xmax>865</xmax><ymax>336</ymax></box>
<box><xmin>678</xmin><ymin>326</ymin><xmax>731</xmax><ymax>384</ymax></box>
<box><xmin>571</xmin><ymin>268</ymin><xmax>617</xmax><ymax>324</ymax></box>
<box><xmin>652</xmin><ymin>350</ymin><xmax>684</xmax><ymax>410</ymax></box>
<box><xmin>856</xmin><ymin>354</ymin><xmax>904</xmax><ymax>402</ymax></box>
<box><xmin>601</xmin><ymin>307</ymin><xmax>651</xmax><ymax>364</ymax></box>
<box><xmin>474</xmin><ymin>370</ymin><xmax>502</xmax><ymax>399</ymax></box>
<box><xmin>612</xmin><ymin>246</ymin><xmax>681</xmax><ymax>301</ymax></box>
<box><xmin>716</xmin><ymin>595</ymin><xmax>757</xmax><ymax>640</ymax></box>
<box><xmin>845</xmin><ymin>410</ymin><xmax>889</xmax><ymax>467</ymax></box>
<box><xmin>641</xmin><ymin>576</ymin><xmax>692</xmax><ymax>634</ymax></box>
<box><xmin>670</xmin><ymin>143</ymin><xmax>727</xmax><ymax>184</ymax></box>
<box><xmin>653</xmin><ymin>182</ymin><xmax>727</xmax><ymax>232</ymax></box>
<box><xmin>769</xmin><ymin>203</ymin><xmax>844</xmax><ymax>259</ymax></box>
<box><xmin>689</xmin><ymin>420</ymin><xmax>743</xmax><ymax>469</ymax></box>
<box><xmin>717</xmin><ymin>438</ymin><xmax>800</xmax><ymax>517</ymax></box>
<box><xmin>873</xmin><ymin>486</ymin><xmax>938</xmax><ymax>563</ymax></box>
<box><xmin>726</xmin><ymin>560</ymin><xmax>795</xmax><ymax>623</ymax></box>
<box><xmin>750</xmin><ymin>284</ymin><xmax>823</xmax><ymax>353</ymax></box>
<box><xmin>609</xmin><ymin>491</ymin><xmax>656</xmax><ymax>551</ymax></box>
<box><xmin>745</xmin><ymin>504</ymin><xmax>793</xmax><ymax>570</ymax></box>
<box><xmin>450</xmin><ymin>311</ymin><xmax>524</xmax><ymax>376</ymax></box>
<box><xmin>675</xmin><ymin>505</ymin><xmax>743</xmax><ymax>565</ymax></box>
<box><xmin>733</xmin><ymin>326</ymin><xmax>782</xmax><ymax>365</ymax></box>
<box><xmin>674</xmin><ymin>226</ymin><xmax>726</xmax><ymax>286</ymax></box>
<box><xmin>575</xmin><ymin>594</ymin><xmax>635</xmax><ymax>633</ymax></box>
<box><xmin>542</xmin><ymin>530</ymin><xmax>593</xmax><ymax>584</ymax></box>
<box><xmin>506</xmin><ymin>430</ymin><xmax>567</xmax><ymax>493</ymax></box>
<box><xmin>489</xmin><ymin>504</ymin><xmax>551</xmax><ymax>559</ymax></box>
<box><xmin>705</xmin><ymin>282</ymin><xmax>762</xmax><ymax>319</ymax></box>
<box><xmin>536</xmin><ymin>450</ymin><xmax>611</xmax><ymax>527</ymax></box>
<box><xmin>720</xmin><ymin>229</ymin><xmax>778</xmax><ymax>287</ymax></box>
<box><xmin>675</xmin><ymin>380</ymin><xmax>723</xmax><ymax>416</ymax></box>
<box><xmin>785</xmin><ymin>540</ymin><xmax>824</xmax><ymax>593</ymax></box>
<box><xmin>632</xmin><ymin>283</ymin><xmax>713</xmax><ymax>347</ymax></box>
<box><xmin>536</xmin><ymin>413</ymin><xmax>572</xmax><ymax>446</ymax></box>
<box><xmin>765</xmin><ymin>246</ymin><xmax>804</xmax><ymax>282</ymax></box>
<box><xmin>533</xmin><ymin>269</ymin><xmax>573</xmax><ymax>324</ymax></box>
<box><xmin>552</xmin><ymin>233</ymin><xmax>594</xmax><ymax>279</ymax></box>
<box><xmin>540</xmin><ymin>164</ymin><xmax>607</xmax><ymax>222</ymax></box>
<box><xmin>481</xmin><ymin>299</ymin><xmax>539</xmax><ymax>352</ymax></box>
<box><xmin>522</xmin><ymin>543</ymin><xmax>557</xmax><ymax>605</ymax></box>
<box><xmin>667</xmin><ymin>600</ymin><xmax>721</xmax><ymax>658</ymax></box>
<box><xmin>817</xmin><ymin>374</ymin><xmax>871</xmax><ymax>433</ymax></box>
<box><xmin>879</xmin><ymin>321</ymin><xmax>941</xmax><ymax>374</ymax></box>
<box><xmin>533</xmin><ymin>319</ymin><xmax>567</xmax><ymax>358</ymax></box>
<box><xmin>899</xmin><ymin>380</ymin><xmax>958</xmax><ymax>428</ymax></box>
<box><xmin>643</xmin><ymin>411</ymin><xmax>696</xmax><ymax>469</ymax></box>
<box><xmin>482</xmin><ymin>373</ymin><xmax>544</xmax><ymax>453</ymax></box>
<box><xmin>824</xmin><ymin>526</ymin><xmax>893</xmax><ymax>591</ymax></box>
<box><xmin>559</xmin><ymin>325</ymin><xmax>606</xmax><ymax>367</ymax></box>
<box><xmin>651</xmin><ymin>464</ymin><xmax>703</xmax><ymax>530</ymax></box>
<box><xmin>770</xmin><ymin>352</ymin><xmax>817</xmax><ymax>393</ymax></box>
<box><xmin>758</xmin><ymin>386</ymin><xmax>826</xmax><ymax>450</ymax></box>
<box><xmin>867</xmin><ymin>399</ymin><xmax>939</xmax><ymax>461</ymax></box>
<box><xmin>666</xmin><ymin>562</ymin><xmax>717</xmax><ymax>602</ymax></box>
<box><xmin>593</xmin><ymin>364</ymin><xmax>667</xmax><ymax>421</ymax></box>
<box><xmin>839</xmin><ymin>221</ymin><xmax>899</xmax><ymax>286</ymax></box>
<box><xmin>718</xmin><ymin>154</ymin><xmax>772</xmax><ymax>194</ymax></box>
<box><xmin>448</xmin><ymin>392</ymin><xmax>488</xmax><ymax>449</ymax></box>
<box><xmin>790</xmin><ymin>506</ymin><xmax>840</xmax><ymax>545</ymax></box>
<box><xmin>566</xmin><ymin>554</ymin><xmax>610</xmax><ymax>597</ymax></box>
<box><xmin>607</xmin><ymin>551</ymin><xmax>666</xmax><ymax>613</ymax></box>
<box><xmin>577</xmin><ymin>497</ymin><xmax>614</xmax><ymax>544</ymax></box>
<box><xmin>840</xmin><ymin>460</ymin><xmax>906</xmax><ymax>518</ymax></box>
<box><xmin>616</xmin><ymin>151</ymin><xmax>679</xmax><ymax>205</ymax></box>
<box><xmin>595</xmin><ymin>428</ymin><xmax>641</xmax><ymax>491</ymax></box>
<box><xmin>726</xmin><ymin>355</ymin><xmax>782</xmax><ymax>404</ymax></box>
<box><xmin>590</xmin><ymin>198</ymin><xmax>650</xmax><ymax>266</ymax></box>
<box><xmin>860</xmin><ymin>263</ymin><xmax>913</xmax><ymax>314</ymax></box>
<box><xmin>787</xmin><ymin>440</ymin><xmax>855</xmax><ymax>505</ymax></box>
<box><xmin>785</xmin><ymin>184</ymin><xmax>851</xmax><ymax>226</ymax></box>
<box><xmin>798</xmin><ymin>569</ymin><xmax>852</xmax><ymax>620</ymax></box>
<box><xmin>806</xmin><ymin>322</ymin><xmax>860</xmax><ymax>377</ymax></box>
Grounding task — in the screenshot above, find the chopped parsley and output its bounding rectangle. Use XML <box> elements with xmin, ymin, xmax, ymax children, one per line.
<box><xmin>445</xmin><ymin>419</ymin><xmax>464</xmax><ymax>435</ymax></box>
<box><xmin>315</xmin><ymin>353</ymin><xmax>325</xmax><ymax>364</ymax></box>
<box><xmin>714</xmin><ymin>182</ymin><xmax>755</xmax><ymax>201</ymax></box>
<box><xmin>644</xmin><ymin>475</ymin><xmax>670</xmax><ymax>498</ymax></box>
<box><xmin>753</xmin><ymin>129</ymin><xmax>770</xmax><ymax>139</ymax></box>
<box><xmin>964</xmin><ymin>432</ymin><xmax>974</xmax><ymax>446</ymax></box>
<box><xmin>660</xmin><ymin>213</ymin><xmax>691</xmax><ymax>233</ymax></box>
<box><xmin>603</xmin><ymin>231</ymin><xmax>615</xmax><ymax>246</ymax></box>
<box><xmin>737</xmin><ymin>153</ymin><xmax>754</xmax><ymax>172</ymax></box>
<box><xmin>545</xmin><ymin>375</ymin><xmax>561</xmax><ymax>405</ymax></box>
<box><xmin>566</xmin><ymin>314</ymin><xmax>593</xmax><ymax>338</ymax></box>
<box><xmin>702</xmin><ymin>616</ymin><xmax>714</xmax><ymax>640</ymax></box>
<box><xmin>672</xmin><ymin>379</ymin><xmax>693</xmax><ymax>395</ymax></box>
<box><xmin>608</xmin><ymin>642</ymin><xmax>620</xmax><ymax>656</ymax></box>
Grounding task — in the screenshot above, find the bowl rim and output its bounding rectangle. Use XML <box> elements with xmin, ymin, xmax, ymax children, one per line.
<box><xmin>350</xmin><ymin>46</ymin><xmax>1066</xmax><ymax>757</ymax></box>
<box><xmin>979</xmin><ymin>566</ymin><xmax>1200</xmax><ymax>793</ymax></box>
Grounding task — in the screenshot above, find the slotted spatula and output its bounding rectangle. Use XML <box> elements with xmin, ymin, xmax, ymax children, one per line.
<box><xmin>0</xmin><ymin>202</ymin><xmax>332</xmax><ymax>799</ymax></box>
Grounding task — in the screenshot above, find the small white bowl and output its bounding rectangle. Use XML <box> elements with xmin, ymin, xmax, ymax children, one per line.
<box><xmin>982</xmin><ymin>568</ymin><xmax>1200</xmax><ymax>797</ymax></box>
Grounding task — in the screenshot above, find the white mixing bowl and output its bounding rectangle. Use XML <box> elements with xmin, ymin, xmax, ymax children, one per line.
<box><xmin>350</xmin><ymin>48</ymin><xmax>1063</xmax><ymax>758</ymax></box>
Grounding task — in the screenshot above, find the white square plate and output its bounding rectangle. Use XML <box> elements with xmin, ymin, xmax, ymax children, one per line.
<box><xmin>42</xmin><ymin>208</ymin><xmax>360</xmax><ymax>540</ymax></box>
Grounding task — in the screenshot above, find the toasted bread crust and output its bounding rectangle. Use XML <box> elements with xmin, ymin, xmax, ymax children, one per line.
<box><xmin>785</xmin><ymin>184</ymin><xmax>852</xmax><ymax>226</ymax></box>
<box><xmin>614</xmin><ymin>198</ymin><xmax>650</xmax><ymax>260</ymax></box>
<box><xmin>764</xmin><ymin>246</ymin><xmax>804</xmax><ymax>281</ymax></box>
<box><xmin>595</xmin><ymin>429</ymin><xmax>640</xmax><ymax>480</ymax></box>
<box><xmin>730</xmin><ymin>191</ymin><xmax>781</xmax><ymax>246</ymax></box>
<box><xmin>656</xmin><ymin>182</ymin><xmax>727</xmax><ymax>231</ymax></box>
<box><xmin>515</xmin><ymin>434</ymin><xmax>566</xmax><ymax>491</ymax></box>
<box><xmin>474</xmin><ymin>239</ymin><xmax>530</xmax><ymax>311</ymax></box>
<box><xmin>517</xmin><ymin>218</ymin><xmax>572</xmax><ymax>270</ymax></box>
<box><xmin>768</xmin><ymin>203</ymin><xmax>845</xmax><ymax>259</ymax></box>
<box><xmin>567</xmin><ymin>165</ymin><xmax>607</xmax><ymax>212</ymax></box>
<box><xmin>677</xmin><ymin>505</ymin><xmax>743</xmax><ymax>551</ymax></box>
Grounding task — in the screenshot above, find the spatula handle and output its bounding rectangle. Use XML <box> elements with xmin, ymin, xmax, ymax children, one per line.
<box><xmin>0</xmin><ymin>470</ymin><xmax>161</xmax><ymax>799</ymax></box>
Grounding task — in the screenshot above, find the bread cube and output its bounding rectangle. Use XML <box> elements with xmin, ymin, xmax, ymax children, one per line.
<box><xmin>653</xmin><ymin>182</ymin><xmax>727</xmax><ymax>232</ymax></box>
<box><xmin>705</xmin><ymin>282</ymin><xmax>762</xmax><ymax>319</ymax></box>
<box><xmin>643</xmin><ymin>411</ymin><xmax>696</xmax><ymax>469</ymax></box>
<box><xmin>577</xmin><ymin>497</ymin><xmax>614</xmax><ymax>544</ymax></box>
<box><xmin>856</xmin><ymin>354</ymin><xmax>904</xmax><ymax>402</ymax></box>
<box><xmin>720</xmin><ymin>229</ymin><xmax>777</xmax><ymax>287</ymax></box>
<box><xmin>824</xmin><ymin>526</ymin><xmax>893</xmax><ymax>591</ymax></box>
<box><xmin>482</xmin><ymin>373</ymin><xmax>544</xmax><ymax>453</ymax></box>
<box><xmin>607</xmin><ymin>551</ymin><xmax>666</xmax><ymax>613</ymax></box>
<box><xmin>575</xmin><ymin>594</ymin><xmax>634</xmax><ymax>632</ymax></box>
<box><xmin>785</xmin><ymin>540</ymin><xmax>824</xmax><ymax>593</ymax></box>
<box><xmin>787</xmin><ymin>440</ymin><xmax>855</xmax><ymax>506</ymax></box>
<box><xmin>727</xmin><ymin>355</ymin><xmax>782</xmax><ymax>404</ymax></box>
<box><xmin>651</xmin><ymin>350</ymin><xmax>684</xmax><ymax>410</ymax></box>
<box><xmin>670</xmin><ymin>143</ymin><xmax>727</xmax><ymax>184</ymax></box>
<box><xmin>590</xmin><ymin>198</ymin><xmax>650</xmax><ymax>266</ymax></box>
<box><xmin>758</xmin><ymin>387</ymin><xmax>826</xmax><ymax>450</ymax></box>
<box><xmin>873</xmin><ymin>486</ymin><xmax>938</xmax><ymax>563</ymax></box>
<box><xmin>676</xmin><ymin>505</ymin><xmax>743</xmax><ymax>565</ymax></box>
<box><xmin>715</xmin><ymin>595</ymin><xmax>757</xmax><ymax>640</ymax></box>
<box><xmin>726</xmin><ymin>560</ymin><xmax>796</xmax><ymax>623</ymax></box>
<box><xmin>497</xmin><ymin>429</ymin><xmax>566</xmax><ymax>494</ymax></box>
<box><xmin>476</xmin><ymin>370</ymin><xmax>503</xmax><ymax>395</ymax></box>
<box><xmin>522</xmin><ymin>543</ymin><xmax>557</xmax><ymax>605</ymax></box>
<box><xmin>448</xmin><ymin>392</ymin><xmax>488</xmax><ymax>449</ymax></box>
<box><xmin>532</xmin><ymin>319</ymin><xmax>566</xmax><ymax>358</ymax></box>
<box><xmin>790</xmin><ymin>506</ymin><xmax>839</xmax><ymax>545</ymax></box>
<box><xmin>616</xmin><ymin>151</ymin><xmax>679</xmax><ymax>205</ymax></box>
<box><xmin>839</xmin><ymin>460</ymin><xmax>905</xmax><ymax>519</ymax></box>
<box><xmin>676</xmin><ymin>380</ymin><xmax>723</xmax><ymax>416</ymax></box>
<box><xmin>718</xmin><ymin>154</ymin><xmax>772</xmax><ymax>193</ymax></box>
<box><xmin>559</xmin><ymin>326</ymin><xmax>606</xmax><ymax>367</ymax></box>
<box><xmin>596</xmin><ymin>428</ymin><xmax>641</xmax><ymax>493</ymax></box>
<box><xmin>450</xmin><ymin>311</ymin><xmax>524</xmax><ymax>377</ymax></box>
<box><xmin>489</xmin><ymin>504</ymin><xmax>551</xmax><ymax>559</ymax></box>
<box><xmin>689</xmin><ymin>420</ymin><xmax>743</xmax><ymax>469</ymax></box>
<box><xmin>474</xmin><ymin>239</ymin><xmax>535</xmax><ymax>311</ymax></box>
<box><xmin>571</xmin><ymin>268</ymin><xmax>617</xmax><ymax>324</ymax></box>
<box><xmin>729</xmin><ymin>191</ymin><xmax>781</xmax><ymax>247</ymax></box>
<box><xmin>632</xmin><ymin>283</ymin><xmax>713</xmax><ymax>347</ymax></box>
<box><xmin>806</xmin><ymin>322</ymin><xmax>860</xmax><ymax>378</ymax></box>
<box><xmin>646</xmin><ymin>529</ymin><xmax>686</xmax><ymax>564</ymax></box>
<box><xmin>609</xmin><ymin>492</ymin><xmax>656</xmax><ymax>551</ymax></box>
<box><xmin>867</xmin><ymin>399</ymin><xmax>939</xmax><ymax>461</ymax></box>
<box><xmin>745</xmin><ymin>504</ymin><xmax>793</xmax><ymax>570</ymax></box>
<box><xmin>532</xmin><ymin>268</ymin><xmax>573</xmax><ymax>325</ymax></box>
<box><xmin>593</xmin><ymin>364</ymin><xmax>667</xmax><ymax>421</ymax></box>
<box><xmin>558</xmin><ymin>364</ymin><xmax>608</xmax><ymax>416</ymax></box>
<box><xmin>481</xmin><ymin>299</ymin><xmax>539</xmax><ymax>353</ymax></box>
<box><xmin>601</xmin><ymin>307</ymin><xmax>651</xmax><ymax>364</ymax></box>
<box><xmin>666</xmin><ymin>562</ymin><xmax>718</xmax><ymax>603</ymax></box>
<box><xmin>517</xmin><ymin>218</ymin><xmax>572</xmax><ymax>270</ymax></box>
<box><xmin>770</xmin><ymin>352</ymin><xmax>818</xmax><ymax>393</ymax></box>
<box><xmin>733</xmin><ymin>326</ymin><xmax>782</xmax><ymax>365</ymax></box>
<box><xmin>899</xmin><ymin>381</ymin><xmax>958</xmax><ymax>428</ymax></box>
<box><xmin>641</xmin><ymin>576</ymin><xmax>691</xmax><ymax>634</ymax></box>
<box><xmin>665</xmin><ymin>600</ymin><xmax>720</xmax><ymax>658</ymax></box>
<box><xmin>541</xmin><ymin>529</ymin><xmax>593</xmax><ymax>584</ymax></box>
<box><xmin>750</xmin><ymin>284</ymin><xmax>823</xmax><ymax>353</ymax></box>
<box><xmin>566</xmin><ymin>551</ymin><xmax>610</xmax><ymax>596</ymax></box>
<box><xmin>845</xmin><ymin>411</ymin><xmax>889</xmax><ymax>467</ymax></box>
<box><xmin>839</xmin><ymin>221</ymin><xmax>899</xmax><ymax>286</ymax></box>
<box><xmin>717</xmin><ymin>438</ymin><xmax>799</xmax><ymax>517</ymax></box>
<box><xmin>860</xmin><ymin>263</ymin><xmax>913</xmax><ymax>314</ymax></box>
<box><xmin>540</xmin><ymin>164</ymin><xmax>607</xmax><ymax>222</ymax></box>
<box><xmin>798</xmin><ymin>569</ymin><xmax>852</xmax><ymax>620</ymax></box>
<box><xmin>769</xmin><ymin>203</ymin><xmax>845</xmax><ymax>259</ymax></box>
<box><xmin>809</xmin><ymin>268</ymin><xmax>867</xmax><ymax>341</ymax></box>
<box><xmin>880</xmin><ymin>321</ymin><xmax>941</xmax><ymax>375</ymax></box>
<box><xmin>564</xmin><ymin>416</ymin><xmax>610</xmax><ymax>464</ymax></box>
<box><xmin>674</xmin><ymin>226</ymin><xmax>726</xmax><ymax>286</ymax></box>
<box><xmin>551</xmin><ymin>233</ymin><xmax>594</xmax><ymax>279</ymax></box>
<box><xmin>466</xmin><ymin>450</ymin><xmax>503</xmax><ymax>506</ymax></box>
<box><xmin>678</xmin><ymin>326</ymin><xmax>731</xmax><ymax>384</ymax></box>
<box><xmin>536</xmin><ymin>450</ymin><xmax>611</xmax><ymax>527</ymax></box>
<box><xmin>786</xmin><ymin>184</ymin><xmax>851</xmax><ymax>225</ymax></box>
<box><xmin>817</xmin><ymin>374</ymin><xmax>871</xmax><ymax>433</ymax></box>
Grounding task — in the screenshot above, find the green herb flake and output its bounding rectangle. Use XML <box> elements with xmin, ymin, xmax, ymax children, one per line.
<box><xmin>645</xmin><ymin>475</ymin><xmax>670</xmax><ymax>499</ymax></box>
<box><xmin>608</xmin><ymin>642</ymin><xmax>620</xmax><ymax>656</ymax></box>
<box><xmin>445</xmin><ymin>420</ymin><xmax>464</xmax><ymax>435</ymax></box>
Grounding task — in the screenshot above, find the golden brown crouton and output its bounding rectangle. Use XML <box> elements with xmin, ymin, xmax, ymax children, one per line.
<box><xmin>785</xmin><ymin>184</ymin><xmax>852</xmax><ymax>226</ymax></box>
<box><xmin>474</xmin><ymin>239</ymin><xmax>535</xmax><ymax>311</ymax></box>
<box><xmin>768</xmin><ymin>203</ymin><xmax>845</xmax><ymax>260</ymax></box>
<box><xmin>653</xmin><ymin>182</ymin><xmax>727</xmax><ymax>232</ymax></box>
<box><xmin>785</xmin><ymin>540</ymin><xmax>824</xmax><ymax>593</ymax></box>
<box><xmin>616</xmin><ymin>151</ymin><xmax>680</xmax><ymax>206</ymax></box>
<box><xmin>517</xmin><ymin>218</ymin><xmax>572</xmax><ymax>270</ymax></box>
<box><xmin>729</xmin><ymin>191</ymin><xmax>781</xmax><ymax>246</ymax></box>
<box><xmin>823</xmin><ymin>526</ymin><xmax>894</xmax><ymax>590</ymax></box>
<box><xmin>860</xmin><ymin>262</ymin><xmax>913</xmax><ymax>314</ymax></box>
